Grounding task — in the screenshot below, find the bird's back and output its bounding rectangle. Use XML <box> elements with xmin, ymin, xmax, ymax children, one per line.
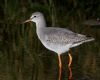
<box><xmin>42</xmin><ymin>27</ymin><xmax>91</xmax><ymax>44</ymax></box>
<box><xmin>37</xmin><ymin>27</ymin><xmax>94</xmax><ymax>53</ymax></box>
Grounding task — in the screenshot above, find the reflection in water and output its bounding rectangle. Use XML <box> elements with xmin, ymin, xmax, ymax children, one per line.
<box><xmin>68</xmin><ymin>66</ymin><xmax>72</xmax><ymax>80</ymax></box>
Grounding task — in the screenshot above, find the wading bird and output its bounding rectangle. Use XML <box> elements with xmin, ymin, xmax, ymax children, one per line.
<box><xmin>24</xmin><ymin>12</ymin><xmax>94</xmax><ymax>80</ymax></box>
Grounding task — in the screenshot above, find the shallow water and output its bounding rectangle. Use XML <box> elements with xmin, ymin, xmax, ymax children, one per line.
<box><xmin>1</xmin><ymin>42</ymin><xmax>100</xmax><ymax>80</ymax></box>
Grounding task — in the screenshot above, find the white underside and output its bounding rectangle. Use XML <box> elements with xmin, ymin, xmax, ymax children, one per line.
<box><xmin>42</xmin><ymin>42</ymin><xmax>72</xmax><ymax>54</ymax></box>
<box><xmin>41</xmin><ymin>41</ymin><xmax>87</xmax><ymax>54</ymax></box>
<box><xmin>40</xmin><ymin>38</ymin><xmax>94</xmax><ymax>54</ymax></box>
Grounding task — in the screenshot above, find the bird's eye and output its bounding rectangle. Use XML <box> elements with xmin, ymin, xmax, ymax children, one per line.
<box><xmin>34</xmin><ymin>16</ymin><xmax>36</xmax><ymax>17</ymax></box>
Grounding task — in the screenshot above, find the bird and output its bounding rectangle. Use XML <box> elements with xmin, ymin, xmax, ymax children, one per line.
<box><xmin>83</xmin><ymin>18</ymin><xmax>100</xmax><ymax>26</ymax></box>
<box><xmin>24</xmin><ymin>12</ymin><xmax>94</xmax><ymax>80</ymax></box>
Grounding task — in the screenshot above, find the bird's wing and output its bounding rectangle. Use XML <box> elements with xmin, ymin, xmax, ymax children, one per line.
<box><xmin>44</xmin><ymin>27</ymin><xmax>87</xmax><ymax>45</ymax></box>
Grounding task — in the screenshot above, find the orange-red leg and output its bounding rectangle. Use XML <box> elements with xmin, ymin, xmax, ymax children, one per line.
<box><xmin>68</xmin><ymin>52</ymin><xmax>72</xmax><ymax>80</ymax></box>
<box><xmin>68</xmin><ymin>53</ymin><xmax>72</xmax><ymax>67</ymax></box>
<box><xmin>58</xmin><ymin>54</ymin><xmax>62</xmax><ymax>80</ymax></box>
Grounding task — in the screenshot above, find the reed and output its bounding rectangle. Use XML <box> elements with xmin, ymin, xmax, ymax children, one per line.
<box><xmin>0</xmin><ymin>0</ymin><xmax>100</xmax><ymax>80</ymax></box>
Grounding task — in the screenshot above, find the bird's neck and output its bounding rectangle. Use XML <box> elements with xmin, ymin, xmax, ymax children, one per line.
<box><xmin>36</xmin><ymin>20</ymin><xmax>46</xmax><ymax>29</ymax></box>
<box><xmin>36</xmin><ymin>17</ymin><xmax>46</xmax><ymax>35</ymax></box>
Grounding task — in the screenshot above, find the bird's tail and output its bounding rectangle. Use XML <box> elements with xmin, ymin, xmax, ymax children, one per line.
<box><xmin>71</xmin><ymin>36</ymin><xmax>95</xmax><ymax>48</ymax></box>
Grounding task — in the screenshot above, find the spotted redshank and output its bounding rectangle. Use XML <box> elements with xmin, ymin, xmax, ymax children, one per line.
<box><xmin>24</xmin><ymin>12</ymin><xmax>94</xmax><ymax>80</ymax></box>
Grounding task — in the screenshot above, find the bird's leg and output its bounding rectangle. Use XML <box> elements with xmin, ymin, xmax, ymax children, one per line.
<box><xmin>58</xmin><ymin>54</ymin><xmax>62</xmax><ymax>80</ymax></box>
<box><xmin>68</xmin><ymin>50</ymin><xmax>72</xmax><ymax>80</ymax></box>
<box><xmin>68</xmin><ymin>53</ymin><xmax>72</xmax><ymax>67</ymax></box>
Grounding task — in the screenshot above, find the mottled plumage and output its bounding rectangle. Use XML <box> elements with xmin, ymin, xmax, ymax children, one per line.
<box><xmin>24</xmin><ymin>12</ymin><xmax>94</xmax><ymax>54</ymax></box>
<box><xmin>24</xmin><ymin>12</ymin><xmax>95</xmax><ymax>80</ymax></box>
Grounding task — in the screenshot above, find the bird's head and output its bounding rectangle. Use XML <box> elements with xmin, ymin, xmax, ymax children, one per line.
<box><xmin>24</xmin><ymin>12</ymin><xmax>44</xmax><ymax>23</ymax></box>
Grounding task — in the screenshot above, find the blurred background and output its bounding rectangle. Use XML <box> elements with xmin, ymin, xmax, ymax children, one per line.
<box><xmin>0</xmin><ymin>0</ymin><xmax>100</xmax><ymax>80</ymax></box>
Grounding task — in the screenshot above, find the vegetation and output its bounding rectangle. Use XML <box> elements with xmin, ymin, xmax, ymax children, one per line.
<box><xmin>0</xmin><ymin>0</ymin><xmax>100</xmax><ymax>80</ymax></box>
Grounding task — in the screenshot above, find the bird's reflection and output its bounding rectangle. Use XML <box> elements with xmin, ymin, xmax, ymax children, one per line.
<box><xmin>68</xmin><ymin>66</ymin><xmax>72</xmax><ymax>80</ymax></box>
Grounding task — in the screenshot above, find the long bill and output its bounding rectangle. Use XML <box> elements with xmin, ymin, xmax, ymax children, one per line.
<box><xmin>23</xmin><ymin>19</ymin><xmax>31</xmax><ymax>23</ymax></box>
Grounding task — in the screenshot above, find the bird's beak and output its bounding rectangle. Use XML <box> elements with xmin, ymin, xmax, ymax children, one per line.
<box><xmin>23</xmin><ymin>19</ymin><xmax>31</xmax><ymax>23</ymax></box>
